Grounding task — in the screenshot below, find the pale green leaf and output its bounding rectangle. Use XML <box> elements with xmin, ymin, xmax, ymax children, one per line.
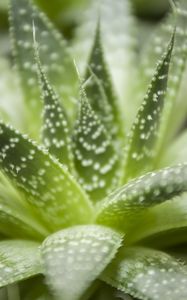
<box><xmin>126</xmin><ymin>193</ymin><xmax>187</xmax><ymax>247</ymax></box>
<box><xmin>0</xmin><ymin>121</ymin><xmax>93</xmax><ymax>231</ymax></box>
<box><xmin>159</xmin><ymin>130</ymin><xmax>187</xmax><ymax>168</ymax></box>
<box><xmin>102</xmin><ymin>246</ymin><xmax>187</xmax><ymax>300</ymax></box>
<box><xmin>73</xmin><ymin>87</ymin><xmax>121</xmax><ymax>202</ymax></box>
<box><xmin>0</xmin><ymin>57</ymin><xmax>24</xmax><ymax>130</ymax></box>
<box><xmin>0</xmin><ymin>240</ymin><xmax>41</xmax><ymax>288</ymax></box>
<box><xmin>9</xmin><ymin>0</ymin><xmax>78</xmax><ymax>135</ymax></box>
<box><xmin>140</xmin><ymin>2</ymin><xmax>187</xmax><ymax>143</ymax></box>
<box><xmin>35</xmin><ymin>45</ymin><xmax>74</xmax><ymax>171</ymax></box>
<box><xmin>123</xmin><ymin>32</ymin><xmax>174</xmax><ymax>182</ymax></box>
<box><xmin>74</xmin><ymin>0</ymin><xmax>136</xmax><ymax>127</ymax></box>
<box><xmin>0</xmin><ymin>172</ymin><xmax>48</xmax><ymax>239</ymax></box>
<box><xmin>96</xmin><ymin>164</ymin><xmax>187</xmax><ymax>232</ymax></box>
<box><xmin>41</xmin><ymin>225</ymin><xmax>122</xmax><ymax>300</ymax></box>
<box><xmin>85</xmin><ymin>22</ymin><xmax>124</xmax><ymax>147</ymax></box>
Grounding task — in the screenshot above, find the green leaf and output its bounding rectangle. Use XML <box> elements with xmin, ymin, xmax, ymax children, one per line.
<box><xmin>0</xmin><ymin>121</ymin><xmax>93</xmax><ymax>231</ymax></box>
<box><xmin>74</xmin><ymin>0</ymin><xmax>136</xmax><ymax>128</ymax></box>
<box><xmin>159</xmin><ymin>130</ymin><xmax>187</xmax><ymax>168</ymax></box>
<box><xmin>126</xmin><ymin>193</ymin><xmax>187</xmax><ymax>247</ymax></box>
<box><xmin>140</xmin><ymin>2</ymin><xmax>187</xmax><ymax>143</ymax></box>
<box><xmin>0</xmin><ymin>172</ymin><xmax>48</xmax><ymax>239</ymax></box>
<box><xmin>96</xmin><ymin>164</ymin><xmax>187</xmax><ymax>232</ymax></box>
<box><xmin>0</xmin><ymin>240</ymin><xmax>41</xmax><ymax>288</ymax></box>
<box><xmin>9</xmin><ymin>0</ymin><xmax>77</xmax><ymax>135</ymax></box>
<box><xmin>73</xmin><ymin>86</ymin><xmax>121</xmax><ymax>202</ymax></box>
<box><xmin>85</xmin><ymin>22</ymin><xmax>124</xmax><ymax>147</ymax></box>
<box><xmin>34</xmin><ymin>44</ymin><xmax>74</xmax><ymax>171</ymax></box>
<box><xmin>41</xmin><ymin>225</ymin><xmax>122</xmax><ymax>300</ymax></box>
<box><xmin>123</xmin><ymin>31</ymin><xmax>174</xmax><ymax>182</ymax></box>
<box><xmin>102</xmin><ymin>246</ymin><xmax>187</xmax><ymax>300</ymax></box>
<box><xmin>0</xmin><ymin>57</ymin><xmax>24</xmax><ymax>130</ymax></box>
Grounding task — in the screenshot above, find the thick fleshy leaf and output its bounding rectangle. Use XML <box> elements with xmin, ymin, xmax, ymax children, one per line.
<box><xmin>123</xmin><ymin>32</ymin><xmax>174</xmax><ymax>182</ymax></box>
<box><xmin>126</xmin><ymin>193</ymin><xmax>187</xmax><ymax>247</ymax></box>
<box><xmin>73</xmin><ymin>87</ymin><xmax>121</xmax><ymax>202</ymax></box>
<box><xmin>74</xmin><ymin>0</ymin><xmax>136</xmax><ymax>127</ymax></box>
<box><xmin>102</xmin><ymin>246</ymin><xmax>187</xmax><ymax>300</ymax></box>
<box><xmin>35</xmin><ymin>45</ymin><xmax>74</xmax><ymax>171</ymax></box>
<box><xmin>0</xmin><ymin>172</ymin><xmax>48</xmax><ymax>239</ymax></box>
<box><xmin>0</xmin><ymin>121</ymin><xmax>93</xmax><ymax>231</ymax></box>
<box><xmin>41</xmin><ymin>225</ymin><xmax>122</xmax><ymax>300</ymax></box>
<box><xmin>85</xmin><ymin>23</ymin><xmax>124</xmax><ymax>146</ymax></box>
<box><xmin>96</xmin><ymin>164</ymin><xmax>187</xmax><ymax>231</ymax></box>
<box><xmin>9</xmin><ymin>0</ymin><xmax>77</xmax><ymax>135</ymax></box>
<box><xmin>0</xmin><ymin>240</ymin><xmax>41</xmax><ymax>288</ymax></box>
<box><xmin>140</xmin><ymin>2</ymin><xmax>187</xmax><ymax>142</ymax></box>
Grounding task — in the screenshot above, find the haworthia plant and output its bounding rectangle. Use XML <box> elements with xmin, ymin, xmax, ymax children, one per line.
<box><xmin>1</xmin><ymin>0</ymin><xmax>187</xmax><ymax>299</ymax></box>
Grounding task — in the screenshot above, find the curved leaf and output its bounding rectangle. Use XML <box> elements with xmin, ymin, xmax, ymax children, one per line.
<box><xmin>0</xmin><ymin>121</ymin><xmax>93</xmax><ymax>232</ymax></box>
<box><xmin>85</xmin><ymin>23</ymin><xmax>124</xmax><ymax>147</ymax></box>
<box><xmin>41</xmin><ymin>225</ymin><xmax>122</xmax><ymax>300</ymax></box>
<box><xmin>73</xmin><ymin>87</ymin><xmax>121</xmax><ymax>202</ymax></box>
<box><xmin>96</xmin><ymin>164</ymin><xmax>187</xmax><ymax>231</ymax></box>
<box><xmin>127</xmin><ymin>193</ymin><xmax>187</xmax><ymax>247</ymax></box>
<box><xmin>0</xmin><ymin>173</ymin><xmax>48</xmax><ymax>239</ymax></box>
<box><xmin>0</xmin><ymin>240</ymin><xmax>41</xmax><ymax>288</ymax></box>
<box><xmin>35</xmin><ymin>45</ymin><xmax>74</xmax><ymax>171</ymax></box>
<box><xmin>123</xmin><ymin>31</ymin><xmax>174</xmax><ymax>182</ymax></box>
<box><xmin>102</xmin><ymin>246</ymin><xmax>187</xmax><ymax>300</ymax></box>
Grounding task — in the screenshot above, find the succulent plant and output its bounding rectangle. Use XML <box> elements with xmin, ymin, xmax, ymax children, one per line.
<box><xmin>1</xmin><ymin>0</ymin><xmax>187</xmax><ymax>299</ymax></box>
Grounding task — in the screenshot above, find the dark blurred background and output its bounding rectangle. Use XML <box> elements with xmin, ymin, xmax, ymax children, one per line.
<box><xmin>0</xmin><ymin>0</ymin><xmax>170</xmax><ymax>37</ymax></box>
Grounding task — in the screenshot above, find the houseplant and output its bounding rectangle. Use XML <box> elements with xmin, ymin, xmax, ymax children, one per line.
<box><xmin>1</xmin><ymin>0</ymin><xmax>187</xmax><ymax>299</ymax></box>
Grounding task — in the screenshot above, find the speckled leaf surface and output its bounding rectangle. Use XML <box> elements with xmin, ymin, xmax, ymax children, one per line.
<box><xmin>35</xmin><ymin>47</ymin><xmax>74</xmax><ymax>171</ymax></box>
<box><xmin>140</xmin><ymin>2</ymin><xmax>187</xmax><ymax>142</ymax></box>
<box><xmin>0</xmin><ymin>121</ymin><xmax>93</xmax><ymax>231</ymax></box>
<box><xmin>73</xmin><ymin>87</ymin><xmax>121</xmax><ymax>202</ymax></box>
<box><xmin>124</xmin><ymin>32</ymin><xmax>174</xmax><ymax>182</ymax></box>
<box><xmin>96</xmin><ymin>164</ymin><xmax>187</xmax><ymax>231</ymax></box>
<box><xmin>85</xmin><ymin>23</ymin><xmax>124</xmax><ymax>146</ymax></box>
<box><xmin>41</xmin><ymin>225</ymin><xmax>122</xmax><ymax>300</ymax></box>
<box><xmin>9</xmin><ymin>0</ymin><xmax>78</xmax><ymax>135</ymax></box>
<box><xmin>74</xmin><ymin>0</ymin><xmax>136</xmax><ymax>127</ymax></box>
<box><xmin>0</xmin><ymin>240</ymin><xmax>41</xmax><ymax>288</ymax></box>
<box><xmin>102</xmin><ymin>246</ymin><xmax>187</xmax><ymax>300</ymax></box>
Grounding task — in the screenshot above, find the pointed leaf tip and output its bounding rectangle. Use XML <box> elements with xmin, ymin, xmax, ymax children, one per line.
<box><xmin>9</xmin><ymin>0</ymin><xmax>78</xmax><ymax>134</ymax></box>
<box><xmin>124</xmin><ymin>30</ymin><xmax>175</xmax><ymax>182</ymax></box>
<box><xmin>34</xmin><ymin>45</ymin><xmax>74</xmax><ymax>171</ymax></box>
<box><xmin>85</xmin><ymin>21</ymin><xmax>124</xmax><ymax>146</ymax></box>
